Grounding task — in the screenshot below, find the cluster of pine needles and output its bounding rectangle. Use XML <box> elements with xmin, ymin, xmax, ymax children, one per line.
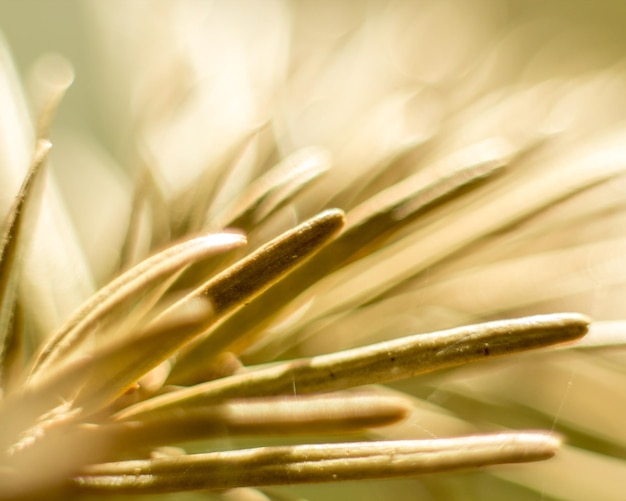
<box><xmin>2</xmin><ymin>1</ymin><xmax>626</xmax><ymax>500</ymax></box>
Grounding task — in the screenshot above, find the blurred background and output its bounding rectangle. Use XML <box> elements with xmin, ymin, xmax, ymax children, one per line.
<box><xmin>2</xmin><ymin>0</ymin><xmax>626</xmax><ymax>167</ymax></box>
<box><xmin>0</xmin><ymin>0</ymin><xmax>626</xmax><ymax>151</ymax></box>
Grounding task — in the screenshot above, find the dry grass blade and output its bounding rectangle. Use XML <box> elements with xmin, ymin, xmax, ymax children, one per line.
<box><xmin>28</xmin><ymin>232</ymin><xmax>247</xmax><ymax>381</ymax></box>
<box><xmin>72</xmin><ymin>432</ymin><xmax>561</xmax><ymax>494</ymax></box>
<box><xmin>163</xmin><ymin>209</ymin><xmax>345</xmax><ymax>384</ymax></box>
<box><xmin>119</xmin><ymin>313</ymin><xmax>588</xmax><ymax>420</ymax></box>
<box><xmin>0</xmin><ymin>298</ymin><xmax>214</xmax><ymax>447</ymax></box>
<box><xmin>167</xmin><ymin>148</ymin><xmax>332</xmax><ymax>295</ymax></box>
<box><xmin>215</xmin><ymin>147</ymin><xmax>331</xmax><ymax>230</ymax></box>
<box><xmin>202</xmin><ymin>209</ymin><xmax>345</xmax><ymax>315</ymax></box>
<box><xmin>313</xmin><ymin>132</ymin><xmax>626</xmax><ymax>316</ymax></box>
<box><xmin>170</xmin><ymin>144</ymin><xmax>507</xmax><ymax>383</ymax></box>
<box><xmin>103</xmin><ymin>392</ymin><xmax>411</xmax><ymax>454</ymax></box>
<box><xmin>0</xmin><ymin>140</ymin><xmax>51</xmax><ymax>388</ymax></box>
<box><xmin>1</xmin><ymin>304</ymin><xmax>24</xmax><ymax>394</ymax></box>
<box><xmin>176</xmin><ymin>127</ymin><xmax>264</xmax><ymax>236</ymax></box>
<box><xmin>315</xmin><ymin>139</ymin><xmax>510</xmax><ymax>270</ymax></box>
<box><xmin>36</xmin><ymin>297</ymin><xmax>215</xmax><ymax>415</ymax></box>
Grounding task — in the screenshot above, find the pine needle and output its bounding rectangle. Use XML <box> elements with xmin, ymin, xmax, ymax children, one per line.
<box><xmin>28</xmin><ymin>232</ymin><xmax>247</xmax><ymax>381</ymax></box>
<box><xmin>72</xmin><ymin>432</ymin><xmax>561</xmax><ymax>493</ymax></box>
<box><xmin>117</xmin><ymin>313</ymin><xmax>588</xmax><ymax>420</ymax></box>
<box><xmin>0</xmin><ymin>140</ymin><xmax>51</xmax><ymax>389</ymax></box>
